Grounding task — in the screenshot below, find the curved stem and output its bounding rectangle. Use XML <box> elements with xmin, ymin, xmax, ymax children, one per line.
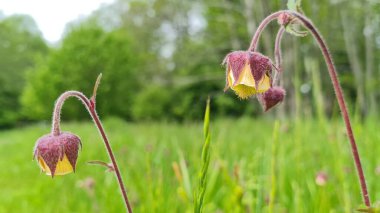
<box><xmin>249</xmin><ymin>9</ymin><xmax>371</xmax><ymax>207</ymax></box>
<box><xmin>52</xmin><ymin>91</ymin><xmax>90</xmax><ymax>136</ymax></box>
<box><xmin>273</xmin><ymin>26</ymin><xmax>285</xmax><ymax>85</ymax></box>
<box><xmin>51</xmin><ymin>91</ymin><xmax>133</xmax><ymax>212</ymax></box>
<box><xmin>289</xmin><ymin>11</ymin><xmax>370</xmax><ymax>207</ymax></box>
<box><xmin>248</xmin><ymin>11</ymin><xmax>285</xmax><ymax>52</ymax></box>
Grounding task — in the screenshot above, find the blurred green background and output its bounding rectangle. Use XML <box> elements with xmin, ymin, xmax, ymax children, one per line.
<box><xmin>1</xmin><ymin>0</ymin><xmax>380</xmax><ymax>212</ymax></box>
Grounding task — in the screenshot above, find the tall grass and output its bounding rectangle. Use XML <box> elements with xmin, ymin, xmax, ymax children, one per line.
<box><xmin>0</xmin><ymin>117</ymin><xmax>379</xmax><ymax>212</ymax></box>
<box><xmin>194</xmin><ymin>98</ymin><xmax>211</xmax><ymax>213</ymax></box>
<box><xmin>268</xmin><ymin>120</ymin><xmax>280</xmax><ymax>213</ymax></box>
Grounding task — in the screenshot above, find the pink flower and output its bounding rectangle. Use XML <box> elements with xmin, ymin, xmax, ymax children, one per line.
<box><xmin>223</xmin><ymin>51</ymin><xmax>272</xmax><ymax>99</ymax></box>
<box><xmin>315</xmin><ymin>171</ymin><xmax>328</xmax><ymax>186</ymax></box>
<box><xmin>33</xmin><ymin>132</ymin><xmax>81</xmax><ymax>177</ymax></box>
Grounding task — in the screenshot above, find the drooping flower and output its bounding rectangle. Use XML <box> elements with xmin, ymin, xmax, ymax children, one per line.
<box><xmin>223</xmin><ymin>51</ymin><xmax>272</xmax><ymax>99</ymax></box>
<box><xmin>33</xmin><ymin>132</ymin><xmax>81</xmax><ymax>177</ymax></box>
<box><xmin>258</xmin><ymin>86</ymin><xmax>286</xmax><ymax>111</ymax></box>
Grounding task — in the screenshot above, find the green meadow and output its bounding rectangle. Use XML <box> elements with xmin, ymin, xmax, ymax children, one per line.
<box><xmin>1</xmin><ymin>117</ymin><xmax>379</xmax><ymax>212</ymax></box>
<box><xmin>2</xmin><ymin>0</ymin><xmax>380</xmax><ymax>212</ymax></box>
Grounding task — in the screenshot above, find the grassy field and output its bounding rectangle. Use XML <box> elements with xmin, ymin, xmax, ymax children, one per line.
<box><xmin>0</xmin><ymin>116</ymin><xmax>380</xmax><ymax>212</ymax></box>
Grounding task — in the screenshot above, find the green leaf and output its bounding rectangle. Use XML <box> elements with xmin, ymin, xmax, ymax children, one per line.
<box><xmin>287</xmin><ymin>0</ymin><xmax>303</xmax><ymax>12</ymax></box>
<box><xmin>194</xmin><ymin>97</ymin><xmax>212</xmax><ymax>213</ymax></box>
<box><xmin>287</xmin><ymin>0</ymin><xmax>297</xmax><ymax>11</ymax></box>
<box><xmin>203</xmin><ymin>96</ymin><xmax>210</xmax><ymax>138</ymax></box>
<box><xmin>285</xmin><ymin>24</ymin><xmax>308</xmax><ymax>37</ymax></box>
<box><xmin>296</xmin><ymin>0</ymin><xmax>303</xmax><ymax>12</ymax></box>
<box><xmin>357</xmin><ymin>207</ymin><xmax>380</xmax><ymax>212</ymax></box>
<box><xmin>285</xmin><ymin>0</ymin><xmax>307</xmax><ymax>37</ymax></box>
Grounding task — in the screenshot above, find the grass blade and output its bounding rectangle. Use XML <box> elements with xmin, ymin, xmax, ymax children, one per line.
<box><xmin>194</xmin><ymin>97</ymin><xmax>212</xmax><ymax>213</ymax></box>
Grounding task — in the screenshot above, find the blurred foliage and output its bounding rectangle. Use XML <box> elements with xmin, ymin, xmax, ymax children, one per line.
<box><xmin>22</xmin><ymin>25</ymin><xmax>143</xmax><ymax>120</ymax></box>
<box><xmin>131</xmin><ymin>85</ymin><xmax>172</xmax><ymax>121</ymax></box>
<box><xmin>0</xmin><ymin>15</ymin><xmax>48</xmax><ymax>127</ymax></box>
<box><xmin>0</xmin><ymin>0</ymin><xmax>380</xmax><ymax>126</ymax></box>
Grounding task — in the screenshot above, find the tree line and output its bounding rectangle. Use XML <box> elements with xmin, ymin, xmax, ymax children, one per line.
<box><xmin>1</xmin><ymin>0</ymin><xmax>379</xmax><ymax>128</ymax></box>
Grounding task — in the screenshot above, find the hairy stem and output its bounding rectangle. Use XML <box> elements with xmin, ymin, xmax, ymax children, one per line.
<box><xmin>51</xmin><ymin>91</ymin><xmax>133</xmax><ymax>212</ymax></box>
<box><xmin>289</xmin><ymin>11</ymin><xmax>370</xmax><ymax>207</ymax></box>
<box><xmin>249</xmin><ymin>10</ymin><xmax>370</xmax><ymax>207</ymax></box>
<box><xmin>273</xmin><ymin>26</ymin><xmax>285</xmax><ymax>85</ymax></box>
<box><xmin>52</xmin><ymin>91</ymin><xmax>90</xmax><ymax>136</ymax></box>
<box><xmin>88</xmin><ymin>108</ymin><xmax>133</xmax><ymax>213</ymax></box>
<box><xmin>248</xmin><ymin>11</ymin><xmax>283</xmax><ymax>52</ymax></box>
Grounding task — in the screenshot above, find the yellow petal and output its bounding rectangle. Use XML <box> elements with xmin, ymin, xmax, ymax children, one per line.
<box><xmin>229</xmin><ymin>64</ymin><xmax>257</xmax><ymax>99</ymax></box>
<box><xmin>228</xmin><ymin>63</ymin><xmax>271</xmax><ymax>99</ymax></box>
<box><xmin>236</xmin><ymin>64</ymin><xmax>255</xmax><ymax>87</ymax></box>
<box><xmin>256</xmin><ymin>74</ymin><xmax>271</xmax><ymax>93</ymax></box>
<box><xmin>38</xmin><ymin>156</ymin><xmax>48</xmax><ymax>172</ymax></box>
<box><xmin>38</xmin><ymin>154</ymin><xmax>74</xmax><ymax>176</ymax></box>
<box><xmin>227</xmin><ymin>68</ymin><xmax>233</xmax><ymax>87</ymax></box>
<box><xmin>231</xmin><ymin>84</ymin><xmax>257</xmax><ymax>99</ymax></box>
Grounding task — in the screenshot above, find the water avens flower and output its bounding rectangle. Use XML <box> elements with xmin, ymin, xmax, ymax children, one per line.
<box><xmin>223</xmin><ymin>51</ymin><xmax>272</xmax><ymax>99</ymax></box>
<box><xmin>33</xmin><ymin>132</ymin><xmax>81</xmax><ymax>177</ymax></box>
<box><xmin>222</xmin><ymin>9</ymin><xmax>372</xmax><ymax>208</ymax></box>
<box><xmin>32</xmin><ymin>74</ymin><xmax>133</xmax><ymax>212</ymax></box>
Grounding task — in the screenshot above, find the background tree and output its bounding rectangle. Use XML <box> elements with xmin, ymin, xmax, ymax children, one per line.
<box><xmin>0</xmin><ymin>0</ymin><xmax>377</xmax><ymax>126</ymax></box>
<box><xmin>0</xmin><ymin>15</ymin><xmax>48</xmax><ymax>127</ymax></box>
<box><xmin>22</xmin><ymin>24</ymin><xmax>144</xmax><ymax>120</ymax></box>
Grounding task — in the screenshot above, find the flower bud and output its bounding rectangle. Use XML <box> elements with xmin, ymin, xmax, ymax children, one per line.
<box><xmin>277</xmin><ymin>13</ymin><xmax>292</xmax><ymax>26</ymax></box>
<box><xmin>33</xmin><ymin>132</ymin><xmax>81</xmax><ymax>177</ymax></box>
<box><xmin>258</xmin><ymin>86</ymin><xmax>285</xmax><ymax>111</ymax></box>
<box><xmin>223</xmin><ymin>51</ymin><xmax>272</xmax><ymax>99</ymax></box>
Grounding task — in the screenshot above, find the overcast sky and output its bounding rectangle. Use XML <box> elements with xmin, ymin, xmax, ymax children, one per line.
<box><xmin>0</xmin><ymin>0</ymin><xmax>115</xmax><ymax>43</ymax></box>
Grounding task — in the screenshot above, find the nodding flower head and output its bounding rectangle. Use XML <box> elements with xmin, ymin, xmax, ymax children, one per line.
<box><xmin>33</xmin><ymin>132</ymin><xmax>81</xmax><ymax>177</ymax></box>
<box><xmin>223</xmin><ymin>51</ymin><xmax>272</xmax><ymax>99</ymax></box>
<box><xmin>258</xmin><ymin>86</ymin><xmax>286</xmax><ymax>112</ymax></box>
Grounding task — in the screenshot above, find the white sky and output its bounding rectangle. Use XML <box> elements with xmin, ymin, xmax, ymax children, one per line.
<box><xmin>0</xmin><ymin>0</ymin><xmax>115</xmax><ymax>43</ymax></box>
